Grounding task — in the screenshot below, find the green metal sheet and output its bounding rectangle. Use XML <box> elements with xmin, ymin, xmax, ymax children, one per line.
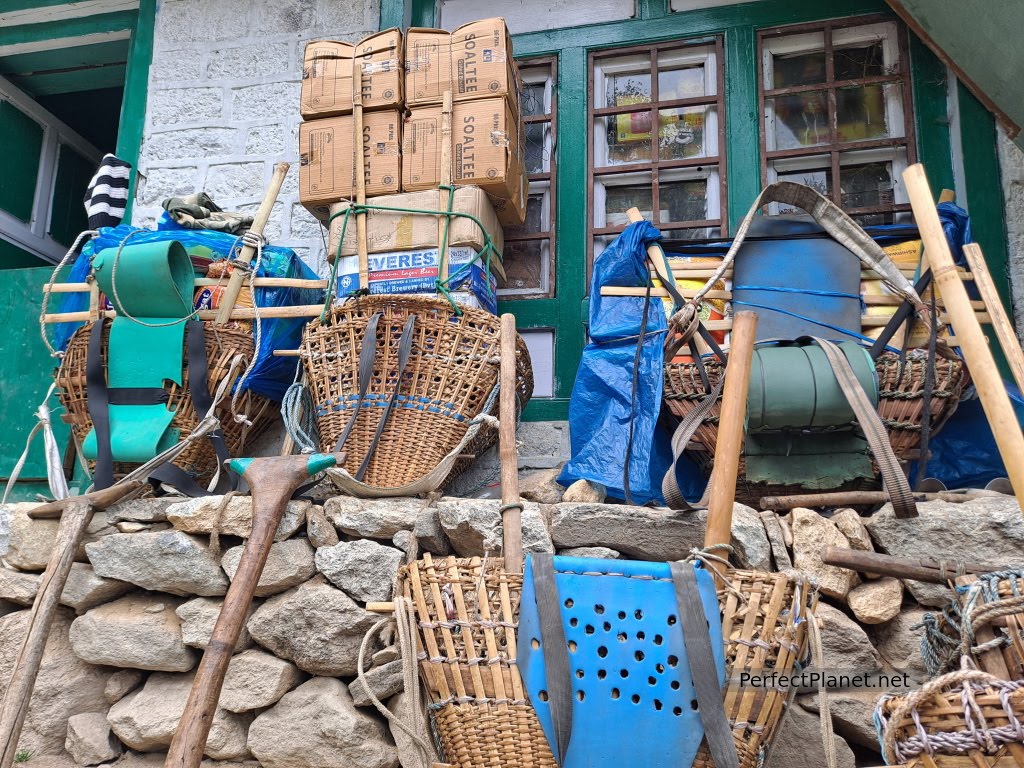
<box><xmin>0</xmin><ymin>100</ymin><xmax>43</xmax><ymax>223</ymax></box>
<box><xmin>0</xmin><ymin>237</ymin><xmax>46</xmax><ymax>269</ymax></box>
<box><xmin>49</xmin><ymin>144</ymin><xmax>94</xmax><ymax>248</ymax></box>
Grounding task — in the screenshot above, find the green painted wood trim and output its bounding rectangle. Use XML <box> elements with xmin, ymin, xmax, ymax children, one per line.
<box><xmin>115</xmin><ymin>0</ymin><xmax>155</xmax><ymax>221</ymax></box>
<box><xmin>0</xmin><ymin>39</ymin><xmax>130</xmax><ymax>77</ymax></box>
<box><xmin>380</xmin><ymin>0</ymin><xmax>410</xmax><ymax>30</ymax></box>
<box><xmin>909</xmin><ymin>35</ymin><xmax>953</xmax><ymax>194</ymax></box>
<box><xmin>523</xmin><ymin>398</ymin><xmax>570</xmax><ymax>421</ymax></box>
<box><xmin>2</xmin><ymin>0</ymin><xmax>130</xmax><ymax>11</ymax></box>
<box><xmin>409</xmin><ymin>0</ymin><xmax>436</xmax><ymax>29</ymax></box>
<box><xmin>13</xmin><ymin>63</ymin><xmax>128</xmax><ymax>97</ymax></box>
<box><xmin>0</xmin><ymin>11</ymin><xmax>136</xmax><ymax>47</ymax></box>
<box><xmin>637</xmin><ymin>0</ymin><xmax>668</xmax><ymax>21</ymax></box>
<box><xmin>724</xmin><ymin>25</ymin><xmax>758</xmax><ymax>232</ymax></box>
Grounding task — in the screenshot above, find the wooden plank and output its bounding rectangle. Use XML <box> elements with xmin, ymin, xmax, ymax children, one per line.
<box><xmin>0</xmin><ymin>0</ymin><xmax>137</xmax><ymax>26</ymax></box>
<box><xmin>0</xmin><ymin>13</ymin><xmax>135</xmax><ymax>54</ymax></box>
<box><xmin>0</xmin><ymin>39</ymin><xmax>129</xmax><ymax>76</ymax></box>
<box><xmin>963</xmin><ymin>243</ymin><xmax>1024</xmax><ymax>394</ymax></box>
<box><xmin>13</xmin><ymin>62</ymin><xmax>127</xmax><ymax>96</ymax></box>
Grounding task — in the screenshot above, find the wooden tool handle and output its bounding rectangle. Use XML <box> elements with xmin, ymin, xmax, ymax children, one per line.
<box><xmin>904</xmin><ymin>164</ymin><xmax>1024</xmax><ymax>512</ymax></box>
<box><xmin>705</xmin><ymin>311</ymin><xmax>758</xmax><ymax>552</ymax></box>
<box><xmin>822</xmin><ymin>547</ymin><xmax>1004</xmax><ymax>584</ymax></box>
<box><xmin>963</xmin><ymin>242</ymin><xmax>1024</xmax><ymax>394</ymax></box>
<box><xmin>499</xmin><ymin>313</ymin><xmax>523</xmax><ymax>573</ymax></box>
<box><xmin>626</xmin><ymin>207</ymin><xmax>676</xmax><ymax>287</ymax></box>
<box><xmin>214</xmin><ymin>162</ymin><xmax>289</xmax><ymax>325</ymax></box>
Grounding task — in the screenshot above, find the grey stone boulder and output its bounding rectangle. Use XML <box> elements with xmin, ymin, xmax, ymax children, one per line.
<box><xmin>519</xmin><ymin>468</ymin><xmax>565</xmax><ymax>505</ymax></box>
<box><xmin>868</xmin><ymin>607</ymin><xmax>930</xmax><ymax>684</ymax></box>
<box><xmin>866</xmin><ymin>497</ymin><xmax>1024</xmax><ymax>606</ymax></box>
<box><xmin>304</xmin><ymin>506</ymin><xmax>338</xmax><ymax>548</ymax></box>
<box><xmin>219</xmin><ymin>649</ymin><xmax>303</xmax><ymax>713</ymax></box>
<box><xmin>221</xmin><ymin>539</ymin><xmax>316</xmax><ymax>597</ymax></box>
<box><xmin>800</xmin><ymin>689</ymin><xmax>889</xmax><ymax>751</ymax></box>
<box><xmin>730</xmin><ymin>503</ymin><xmax>772</xmax><ymax>570</ymax></box>
<box><xmin>551</xmin><ymin>503</ymin><xmax>705</xmax><ymax>561</ymax></box>
<box><xmin>791</xmin><ymin>508</ymin><xmax>860</xmax><ymax>599</ymax></box>
<box><xmin>349</xmin><ymin>659</ymin><xmax>403</xmax><ymax>707</ymax></box>
<box><xmin>315</xmin><ymin>540</ymin><xmax>403</xmax><ymax>603</ymax></box>
<box><xmin>69</xmin><ymin>594</ymin><xmax>196</xmax><ymax>672</ymax></box>
<box><xmin>176</xmin><ymin>597</ymin><xmax>254</xmax><ymax>651</ymax></box>
<box><xmin>61</xmin><ymin>563</ymin><xmax>134</xmax><ymax>613</ymax></box>
<box><xmin>437</xmin><ymin>498</ymin><xmax>553</xmax><ymax>556</ymax></box>
<box><xmin>0</xmin><ymin>609</ymin><xmax>110</xmax><ymax>756</ymax></box>
<box><xmin>412</xmin><ymin>506</ymin><xmax>450</xmax><ymax>554</ymax></box>
<box><xmin>557</xmin><ymin>546</ymin><xmax>621</xmax><ymax>559</ymax></box>
<box><xmin>166</xmin><ymin>496</ymin><xmax>306</xmax><ymax>541</ymax></box>
<box><xmin>561</xmin><ymin>479</ymin><xmax>606</xmax><ymax>503</ymax></box>
<box><xmin>247</xmin><ymin>576</ymin><xmax>377</xmax><ymax>677</ymax></box>
<box><xmin>0</xmin><ymin>566</ymin><xmax>40</xmax><ymax>606</ymax></box>
<box><xmin>65</xmin><ymin>712</ymin><xmax>122</xmax><ymax>766</ymax></box>
<box><xmin>847</xmin><ymin>577</ymin><xmax>903</xmax><ymax>624</ymax></box>
<box><xmin>247</xmin><ymin>677</ymin><xmax>398</xmax><ymax>768</ymax></box>
<box><xmin>108</xmin><ymin>498</ymin><xmax>179</xmax><ymax>524</ymax></box>
<box><xmin>4</xmin><ymin>505</ymin><xmax>112</xmax><ymax>570</ymax></box>
<box><xmin>764</xmin><ymin>701</ymin><xmax>855</xmax><ymax>768</ymax></box>
<box><xmin>86</xmin><ymin>531</ymin><xmax>228</xmax><ymax>596</ymax></box>
<box><xmin>103</xmin><ymin>669</ymin><xmax>145</xmax><ymax>705</ymax></box>
<box><xmin>107</xmin><ymin>672</ymin><xmax>250</xmax><ymax>759</ymax></box>
<box><xmin>814</xmin><ymin>602</ymin><xmax>883</xmax><ymax>671</ymax></box>
<box><xmin>323</xmin><ymin>497</ymin><xmax>423</xmax><ymax>539</ymax></box>
<box><xmin>760</xmin><ymin>511</ymin><xmax>793</xmax><ymax>570</ymax></box>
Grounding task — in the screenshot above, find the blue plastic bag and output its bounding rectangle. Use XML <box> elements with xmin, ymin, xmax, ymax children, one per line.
<box><xmin>558</xmin><ymin>222</ymin><xmax>673</xmax><ymax>505</ymax></box>
<box><xmin>50</xmin><ymin>217</ymin><xmax>323</xmax><ymax>401</ymax></box>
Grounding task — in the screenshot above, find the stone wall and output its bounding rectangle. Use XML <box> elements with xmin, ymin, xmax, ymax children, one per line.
<box><xmin>998</xmin><ymin>128</ymin><xmax>1024</xmax><ymax>338</ymax></box>
<box><xmin>132</xmin><ymin>0</ymin><xmax>382</xmax><ymax>275</ymax></box>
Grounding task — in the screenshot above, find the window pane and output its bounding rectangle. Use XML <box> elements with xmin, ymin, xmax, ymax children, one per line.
<box><xmin>660</xmin><ymin>178</ymin><xmax>709</xmax><ymax>223</ymax></box>
<box><xmin>525</xmin><ymin>121</ymin><xmax>552</xmax><ymax>174</ymax></box>
<box><xmin>500</xmin><ymin>239</ymin><xmax>550</xmax><ymax>293</ymax></box>
<box><xmin>768</xmin><ymin>32</ymin><xmax>826</xmax><ymax>88</ymax></box>
<box><xmin>602</xmin><ymin>181</ymin><xmax>653</xmax><ymax>227</ymax></box>
<box><xmin>773</xmin><ymin>159</ymin><xmax>833</xmax><ymax>206</ymax></box>
<box><xmin>505</xmin><ymin>192</ymin><xmax>549</xmax><ymax>237</ymax></box>
<box><xmin>833</xmin><ymin>40</ymin><xmax>886</xmax><ymax>80</ymax></box>
<box><xmin>658</xmin><ymin>106</ymin><xmax>716</xmax><ymax>160</ymax></box>
<box><xmin>839</xmin><ymin>148</ymin><xmax>908</xmax><ymax>211</ymax></box>
<box><xmin>662</xmin><ymin>226</ymin><xmax>718</xmax><ymax>241</ymax></box>
<box><xmin>600</xmin><ymin>54</ymin><xmax>652</xmax><ymax>108</ymax></box>
<box><xmin>837</xmin><ymin>84</ymin><xmax>903</xmax><ymax>142</ymax></box>
<box><xmin>520</xmin><ymin>81</ymin><xmax>549</xmax><ymax>118</ymax></box>
<box><xmin>766</xmin><ymin>91</ymin><xmax>829</xmax><ymax>149</ymax></box>
<box><xmin>596</xmin><ymin>112</ymin><xmax>654</xmax><ymax>166</ymax></box>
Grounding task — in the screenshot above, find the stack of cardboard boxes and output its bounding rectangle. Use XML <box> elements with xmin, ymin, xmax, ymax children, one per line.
<box><xmin>298</xmin><ymin>19</ymin><xmax>527</xmax><ymax>313</ymax></box>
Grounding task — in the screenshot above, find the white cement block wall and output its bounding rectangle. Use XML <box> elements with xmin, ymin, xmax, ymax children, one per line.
<box><xmin>133</xmin><ymin>0</ymin><xmax>382</xmax><ymax>275</ymax></box>
<box><xmin>997</xmin><ymin>127</ymin><xmax>1024</xmax><ymax>339</ymax></box>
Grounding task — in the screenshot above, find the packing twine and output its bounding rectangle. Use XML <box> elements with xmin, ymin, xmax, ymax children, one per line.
<box><xmin>39</xmin><ymin>229</ymin><xmax>99</xmax><ymax>358</ymax></box>
<box><xmin>1</xmin><ymin>382</ymin><xmax>74</xmax><ymax>504</ymax></box>
<box><xmin>226</xmin><ymin>230</ymin><xmax>267</xmax><ymax>427</ymax></box>
<box><xmin>876</xmin><ymin>664</ymin><xmax>1024</xmax><ymax>764</ymax></box>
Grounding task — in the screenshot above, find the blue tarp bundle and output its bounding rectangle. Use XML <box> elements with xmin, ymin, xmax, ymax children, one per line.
<box><xmin>50</xmin><ymin>214</ymin><xmax>323</xmax><ymax>401</ymax></box>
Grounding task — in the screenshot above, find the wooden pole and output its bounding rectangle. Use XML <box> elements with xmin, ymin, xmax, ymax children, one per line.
<box><xmin>354</xmin><ymin>65</ymin><xmax>369</xmax><ymax>291</ymax></box>
<box><xmin>499</xmin><ymin>313</ymin><xmax>523</xmax><ymax>574</ymax></box>
<box><xmin>214</xmin><ymin>162</ymin><xmax>289</xmax><ymax>325</ymax></box>
<box><xmin>904</xmin><ymin>163</ymin><xmax>1024</xmax><ymax>512</ymax></box>
<box><xmin>704</xmin><ymin>310</ymin><xmax>758</xmax><ymax>554</ymax></box>
<box><xmin>439</xmin><ymin>90</ymin><xmax>453</xmax><ymax>282</ymax></box>
<box><xmin>963</xmin><ymin>242</ymin><xmax>1024</xmax><ymax>393</ymax></box>
<box><xmin>759</xmin><ymin>488</ymin><xmax>1006</xmax><ymax>511</ymax></box>
<box><xmin>822</xmin><ymin>547</ymin><xmax>1007</xmax><ymax>584</ymax></box>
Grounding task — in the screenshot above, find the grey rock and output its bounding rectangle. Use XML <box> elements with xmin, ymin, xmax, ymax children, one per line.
<box><xmin>176</xmin><ymin>597</ymin><xmax>254</xmax><ymax>651</ymax></box>
<box><xmin>4</xmin><ymin>505</ymin><xmax>112</xmax><ymax>570</ymax></box>
<box><xmin>315</xmin><ymin>540</ymin><xmax>403</xmax><ymax>603</ymax></box>
<box><xmin>866</xmin><ymin>498</ymin><xmax>1024</xmax><ymax>606</ymax></box>
<box><xmin>387</xmin><ymin>692</ymin><xmax>430</xmax><ymax>767</ymax></box>
<box><xmin>730</xmin><ymin>503</ymin><xmax>772</xmax><ymax>570</ymax></box>
<box><xmin>323</xmin><ymin>497</ymin><xmax>423</xmax><ymax>539</ymax></box>
<box><xmin>221</xmin><ymin>539</ymin><xmax>316</xmax><ymax>597</ymax></box>
<box><xmin>86</xmin><ymin>531</ymin><xmax>228</xmax><ymax>596</ymax></box>
<box><xmin>551</xmin><ymin>503</ymin><xmax>705</xmax><ymax>561</ymax></box>
<box><xmin>349</xmin><ymin>660</ymin><xmax>403</xmax><ymax>707</ymax></box>
<box><xmin>847</xmin><ymin>577</ymin><xmax>903</xmax><ymax>625</ymax></box>
<box><xmin>104</xmin><ymin>669</ymin><xmax>145</xmax><ymax>705</ymax></box>
<box><xmin>108</xmin><ymin>497</ymin><xmax>179</xmax><ymax>524</ymax></box>
<box><xmin>305</xmin><ymin>506</ymin><xmax>338</xmax><ymax>548</ymax></box>
<box><xmin>372</xmin><ymin>646</ymin><xmax>400</xmax><ymax>666</ymax></box>
<box><xmin>791</xmin><ymin>508</ymin><xmax>860</xmax><ymax>599</ymax></box>
<box><xmin>814</xmin><ymin>602</ymin><xmax>883</xmax><ymax>671</ymax></box>
<box><xmin>116</xmin><ymin>522</ymin><xmax>157</xmax><ymax>533</ymax></box>
<box><xmin>107</xmin><ymin>672</ymin><xmax>250</xmax><ymax>759</ymax></box>
<box><xmin>557</xmin><ymin>546</ymin><xmax>621</xmax><ymax>559</ymax></box>
<box><xmin>799</xmin><ymin>690</ymin><xmax>882</xmax><ymax>752</ymax></box>
<box><xmin>561</xmin><ymin>479</ymin><xmax>606</xmax><ymax>503</ymax></box>
<box><xmin>519</xmin><ymin>468</ymin><xmax>565</xmax><ymax>505</ymax></box>
<box><xmin>764</xmin><ymin>701</ymin><xmax>855</xmax><ymax>768</ymax></box>
<box><xmin>166</xmin><ymin>496</ymin><xmax>306</xmax><ymax>541</ymax></box>
<box><xmin>0</xmin><ymin>566</ymin><xmax>40</xmax><ymax>606</ymax></box>
<box><xmin>220</xmin><ymin>649</ymin><xmax>303</xmax><ymax>713</ymax></box>
<box><xmin>831</xmin><ymin>508</ymin><xmax>873</xmax><ymax>552</ymax></box>
<box><xmin>437</xmin><ymin>498</ymin><xmax>553</xmax><ymax>557</ymax></box>
<box><xmin>60</xmin><ymin>563</ymin><xmax>133</xmax><ymax>613</ymax></box>
<box><xmin>65</xmin><ymin>712</ymin><xmax>122</xmax><ymax>766</ymax></box>
<box><xmin>868</xmin><ymin>607</ymin><xmax>930</xmax><ymax>684</ymax></box>
<box><xmin>760</xmin><ymin>511</ymin><xmax>793</xmax><ymax>570</ymax></box>
<box><xmin>247</xmin><ymin>678</ymin><xmax>399</xmax><ymax>768</ymax></box>
<box><xmin>0</xmin><ymin>609</ymin><xmax>110</xmax><ymax>756</ymax></box>
<box><xmin>69</xmin><ymin>594</ymin><xmax>196</xmax><ymax>672</ymax></box>
<box><xmin>412</xmin><ymin>506</ymin><xmax>451</xmax><ymax>555</ymax></box>
<box><xmin>247</xmin><ymin>577</ymin><xmax>378</xmax><ymax>677</ymax></box>
<box><xmin>392</xmin><ymin>530</ymin><xmax>416</xmax><ymax>560</ymax></box>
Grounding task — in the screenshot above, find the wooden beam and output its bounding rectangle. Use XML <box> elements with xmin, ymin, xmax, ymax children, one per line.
<box><xmin>0</xmin><ymin>1</ymin><xmax>138</xmax><ymax>28</ymax></box>
<box><xmin>0</xmin><ymin>11</ymin><xmax>135</xmax><ymax>55</ymax></box>
<box><xmin>0</xmin><ymin>28</ymin><xmax>128</xmax><ymax>57</ymax></box>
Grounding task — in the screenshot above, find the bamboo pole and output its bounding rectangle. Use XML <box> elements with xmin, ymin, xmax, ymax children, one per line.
<box><xmin>963</xmin><ymin>242</ymin><xmax>1024</xmax><ymax>393</ymax></box>
<box><xmin>354</xmin><ymin>65</ymin><xmax>369</xmax><ymax>290</ymax></box>
<box><xmin>904</xmin><ymin>163</ymin><xmax>1024</xmax><ymax>512</ymax></box>
<box><xmin>499</xmin><ymin>313</ymin><xmax>523</xmax><ymax>574</ymax></box>
<box><xmin>45</xmin><ymin>277</ymin><xmax>328</xmax><ymax>292</ymax></box>
<box><xmin>439</xmin><ymin>91</ymin><xmax>453</xmax><ymax>282</ymax></box>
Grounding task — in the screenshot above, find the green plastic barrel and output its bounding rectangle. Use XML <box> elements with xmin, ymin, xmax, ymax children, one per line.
<box><xmin>92</xmin><ymin>240</ymin><xmax>194</xmax><ymax>319</ymax></box>
<box><xmin>746</xmin><ymin>341</ymin><xmax>878</xmax><ymax>431</ymax></box>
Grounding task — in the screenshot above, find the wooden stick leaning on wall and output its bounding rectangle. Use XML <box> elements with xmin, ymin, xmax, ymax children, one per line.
<box><xmin>354</xmin><ymin>65</ymin><xmax>369</xmax><ymax>290</ymax></box>
<box><xmin>214</xmin><ymin>161</ymin><xmax>289</xmax><ymax>325</ymax></box>
<box><xmin>904</xmin><ymin>164</ymin><xmax>1024</xmax><ymax>513</ymax></box>
<box><xmin>439</xmin><ymin>91</ymin><xmax>453</xmax><ymax>283</ymax></box>
<box><xmin>963</xmin><ymin>242</ymin><xmax>1024</xmax><ymax>394</ymax></box>
<box><xmin>499</xmin><ymin>313</ymin><xmax>523</xmax><ymax>573</ymax></box>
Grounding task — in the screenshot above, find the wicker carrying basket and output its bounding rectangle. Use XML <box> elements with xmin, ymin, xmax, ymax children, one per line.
<box><xmin>301</xmin><ymin>296</ymin><xmax>533</xmax><ymax>492</ymax></box>
<box><xmin>55</xmin><ymin>321</ymin><xmax>275</xmax><ymax>484</ymax></box>
<box><xmin>401</xmin><ymin>557</ymin><xmax>815</xmax><ymax>768</ymax></box>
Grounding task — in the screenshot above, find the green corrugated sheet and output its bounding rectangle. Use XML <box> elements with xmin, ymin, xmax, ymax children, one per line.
<box><xmin>0</xmin><ymin>101</ymin><xmax>44</xmax><ymax>223</ymax></box>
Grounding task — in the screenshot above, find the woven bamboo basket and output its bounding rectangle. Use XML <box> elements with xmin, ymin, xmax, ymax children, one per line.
<box><xmin>55</xmin><ymin>321</ymin><xmax>276</xmax><ymax>484</ymax></box>
<box><xmin>876</xmin><ymin>669</ymin><xmax>1024</xmax><ymax>767</ymax></box>
<box><xmin>301</xmin><ymin>296</ymin><xmax>533</xmax><ymax>492</ymax></box>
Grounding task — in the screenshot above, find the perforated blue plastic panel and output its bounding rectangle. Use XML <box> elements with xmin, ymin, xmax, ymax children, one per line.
<box><xmin>518</xmin><ymin>556</ymin><xmax>726</xmax><ymax>768</ymax></box>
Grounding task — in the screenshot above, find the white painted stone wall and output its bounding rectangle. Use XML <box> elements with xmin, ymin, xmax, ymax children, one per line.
<box><xmin>133</xmin><ymin>0</ymin><xmax>381</xmax><ymax>275</ymax></box>
<box><xmin>997</xmin><ymin>127</ymin><xmax>1024</xmax><ymax>338</ymax></box>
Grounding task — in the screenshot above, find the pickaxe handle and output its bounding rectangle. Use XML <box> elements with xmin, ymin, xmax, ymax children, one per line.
<box><xmin>165</xmin><ymin>453</ymin><xmax>341</xmax><ymax>768</ymax></box>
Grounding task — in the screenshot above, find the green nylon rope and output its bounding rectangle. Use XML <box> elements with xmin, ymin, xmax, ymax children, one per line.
<box><xmin>321</xmin><ymin>185</ymin><xmax>503</xmax><ymax>320</ymax></box>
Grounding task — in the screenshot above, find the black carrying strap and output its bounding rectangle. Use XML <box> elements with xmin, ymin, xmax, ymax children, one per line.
<box><xmin>670</xmin><ymin>562</ymin><xmax>739</xmax><ymax>768</ymax></box>
<box><xmin>86</xmin><ymin>318</ymin><xmax>114</xmax><ymax>490</ymax></box>
<box><xmin>531</xmin><ymin>554</ymin><xmax>573</xmax><ymax>767</ymax></box>
<box><xmin>661</xmin><ymin>378</ymin><xmax>725</xmax><ymax>511</ymax></box>
<box><xmin>355</xmin><ymin>315</ymin><xmax>416</xmax><ymax>481</ymax></box>
<box><xmin>333</xmin><ymin>312</ymin><xmax>382</xmax><ymax>453</ymax></box>
<box><xmin>869</xmin><ymin>271</ymin><xmax>934</xmax><ymax>360</ymax></box>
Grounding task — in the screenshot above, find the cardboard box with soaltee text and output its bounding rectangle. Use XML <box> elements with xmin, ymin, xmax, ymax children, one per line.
<box><xmin>300</xmin><ymin>29</ymin><xmax>403</xmax><ymax>118</ymax></box>
<box><xmin>299</xmin><ymin>110</ymin><xmax>401</xmax><ymax>221</ymax></box>
<box><xmin>402</xmin><ymin>98</ymin><xmax>526</xmax><ymax>225</ymax></box>
<box><xmin>406</xmin><ymin>19</ymin><xmax>520</xmax><ymax>113</ymax></box>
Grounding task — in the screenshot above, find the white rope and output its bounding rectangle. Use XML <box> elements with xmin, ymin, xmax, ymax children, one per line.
<box><xmin>2</xmin><ymin>383</ymin><xmax>69</xmax><ymax>504</ymax></box>
<box><xmin>39</xmin><ymin>230</ymin><xmax>99</xmax><ymax>358</ymax></box>
<box><xmin>229</xmin><ymin>231</ymin><xmax>266</xmax><ymax>427</ymax></box>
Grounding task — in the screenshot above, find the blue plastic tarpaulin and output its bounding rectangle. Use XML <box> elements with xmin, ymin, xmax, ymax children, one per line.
<box><xmin>558</xmin><ymin>222</ymin><xmax>673</xmax><ymax>505</ymax></box>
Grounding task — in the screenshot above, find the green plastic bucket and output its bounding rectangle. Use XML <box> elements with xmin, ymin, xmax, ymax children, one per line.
<box><xmin>92</xmin><ymin>240</ymin><xmax>194</xmax><ymax>319</ymax></box>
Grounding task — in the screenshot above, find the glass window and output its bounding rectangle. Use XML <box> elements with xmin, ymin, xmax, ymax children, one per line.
<box><xmin>500</xmin><ymin>58</ymin><xmax>557</xmax><ymax>298</ymax></box>
<box><xmin>759</xmin><ymin>19</ymin><xmax>916</xmax><ymax>224</ymax></box>
<box><xmin>590</xmin><ymin>39</ymin><xmax>727</xmax><ymax>263</ymax></box>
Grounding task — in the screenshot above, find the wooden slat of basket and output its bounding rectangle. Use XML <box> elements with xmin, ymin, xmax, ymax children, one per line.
<box><xmin>442</xmin><ymin>555</ymin><xmax>491</xmax><ymax>703</ymax></box>
<box><xmin>469</xmin><ymin>556</ymin><xmax>509</xmax><ymax>709</ymax></box>
<box><xmin>423</xmin><ymin>554</ymin><xmax>472</xmax><ymax>703</ymax></box>
<box><xmin>406</xmin><ymin>561</ymin><xmax>452</xmax><ymax>701</ymax></box>
<box><xmin>748</xmin><ymin>575</ymin><xmax>793</xmax><ymax>746</ymax></box>
<box><xmin>498</xmin><ymin>574</ymin><xmax>525</xmax><ymax>703</ymax></box>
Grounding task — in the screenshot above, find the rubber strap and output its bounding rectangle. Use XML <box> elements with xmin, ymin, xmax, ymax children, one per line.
<box><xmin>670</xmin><ymin>562</ymin><xmax>739</xmax><ymax>768</ymax></box>
<box><xmin>334</xmin><ymin>312</ymin><xmax>382</xmax><ymax>453</ymax></box>
<box><xmin>86</xmin><ymin>318</ymin><xmax>114</xmax><ymax>490</ymax></box>
<box><xmin>811</xmin><ymin>337</ymin><xmax>917</xmax><ymax>518</ymax></box>
<box><xmin>531</xmin><ymin>554</ymin><xmax>573</xmax><ymax>766</ymax></box>
<box><xmin>869</xmin><ymin>271</ymin><xmax>934</xmax><ymax>360</ymax></box>
<box><xmin>355</xmin><ymin>314</ymin><xmax>416</xmax><ymax>481</ymax></box>
<box><xmin>915</xmin><ymin>289</ymin><xmax>938</xmax><ymax>490</ymax></box>
<box><xmin>107</xmin><ymin>388</ymin><xmax>170</xmax><ymax>405</ymax></box>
